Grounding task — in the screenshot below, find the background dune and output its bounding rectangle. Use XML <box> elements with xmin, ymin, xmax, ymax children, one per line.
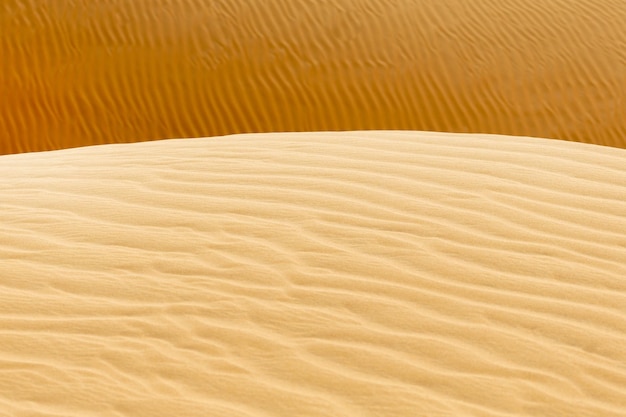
<box><xmin>2</xmin><ymin>0</ymin><xmax>626</xmax><ymax>154</ymax></box>
<box><xmin>1</xmin><ymin>131</ymin><xmax>625</xmax><ymax>416</ymax></box>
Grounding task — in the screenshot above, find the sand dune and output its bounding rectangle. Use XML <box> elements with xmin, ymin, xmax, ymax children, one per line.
<box><xmin>2</xmin><ymin>0</ymin><xmax>626</xmax><ymax>154</ymax></box>
<box><xmin>1</xmin><ymin>130</ymin><xmax>625</xmax><ymax>416</ymax></box>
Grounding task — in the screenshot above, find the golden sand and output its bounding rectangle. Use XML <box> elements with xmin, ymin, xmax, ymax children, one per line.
<box><xmin>2</xmin><ymin>0</ymin><xmax>626</xmax><ymax>415</ymax></box>
<box><xmin>2</xmin><ymin>0</ymin><xmax>626</xmax><ymax>154</ymax></box>
<box><xmin>1</xmin><ymin>131</ymin><xmax>625</xmax><ymax>416</ymax></box>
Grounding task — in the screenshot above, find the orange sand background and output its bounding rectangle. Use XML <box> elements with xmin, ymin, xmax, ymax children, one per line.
<box><xmin>2</xmin><ymin>0</ymin><xmax>626</xmax><ymax>154</ymax></box>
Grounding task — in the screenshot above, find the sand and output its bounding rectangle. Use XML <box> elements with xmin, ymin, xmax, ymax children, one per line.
<box><xmin>2</xmin><ymin>0</ymin><xmax>626</xmax><ymax>154</ymax></box>
<box><xmin>1</xmin><ymin>130</ymin><xmax>625</xmax><ymax>416</ymax></box>
<box><xmin>2</xmin><ymin>0</ymin><xmax>626</xmax><ymax>414</ymax></box>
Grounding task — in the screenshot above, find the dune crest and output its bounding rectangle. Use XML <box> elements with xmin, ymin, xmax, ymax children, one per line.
<box><xmin>2</xmin><ymin>0</ymin><xmax>626</xmax><ymax>154</ymax></box>
<box><xmin>1</xmin><ymin>131</ymin><xmax>625</xmax><ymax>416</ymax></box>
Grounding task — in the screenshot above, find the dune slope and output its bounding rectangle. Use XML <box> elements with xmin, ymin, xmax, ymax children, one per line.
<box><xmin>2</xmin><ymin>0</ymin><xmax>626</xmax><ymax>154</ymax></box>
<box><xmin>1</xmin><ymin>131</ymin><xmax>625</xmax><ymax>416</ymax></box>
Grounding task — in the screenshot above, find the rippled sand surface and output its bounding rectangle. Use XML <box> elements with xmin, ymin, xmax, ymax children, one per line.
<box><xmin>1</xmin><ymin>131</ymin><xmax>626</xmax><ymax>416</ymax></box>
<box><xmin>2</xmin><ymin>0</ymin><xmax>626</xmax><ymax>154</ymax></box>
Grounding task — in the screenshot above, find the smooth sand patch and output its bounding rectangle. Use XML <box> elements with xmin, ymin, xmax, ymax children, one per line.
<box><xmin>2</xmin><ymin>0</ymin><xmax>626</xmax><ymax>154</ymax></box>
<box><xmin>1</xmin><ymin>131</ymin><xmax>625</xmax><ymax>416</ymax></box>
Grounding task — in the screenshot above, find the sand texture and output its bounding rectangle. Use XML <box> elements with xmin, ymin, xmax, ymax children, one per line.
<box><xmin>2</xmin><ymin>0</ymin><xmax>626</xmax><ymax>154</ymax></box>
<box><xmin>1</xmin><ymin>130</ymin><xmax>625</xmax><ymax>416</ymax></box>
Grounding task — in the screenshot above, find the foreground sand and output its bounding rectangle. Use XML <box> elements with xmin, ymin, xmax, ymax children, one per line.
<box><xmin>2</xmin><ymin>0</ymin><xmax>626</xmax><ymax>154</ymax></box>
<box><xmin>1</xmin><ymin>131</ymin><xmax>625</xmax><ymax>416</ymax></box>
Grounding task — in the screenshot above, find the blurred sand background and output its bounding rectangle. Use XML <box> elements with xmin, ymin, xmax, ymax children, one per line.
<box><xmin>1</xmin><ymin>0</ymin><xmax>626</xmax><ymax>154</ymax></box>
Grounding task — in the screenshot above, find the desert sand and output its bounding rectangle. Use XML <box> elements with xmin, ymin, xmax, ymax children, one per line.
<box><xmin>2</xmin><ymin>0</ymin><xmax>626</xmax><ymax>414</ymax></box>
<box><xmin>1</xmin><ymin>130</ymin><xmax>625</xmax><ymax>416</ymax></box>
<box><xmin>2</xmin><ymin>0</ymin><xmax>626</xmax><ymax>154</ymax></box>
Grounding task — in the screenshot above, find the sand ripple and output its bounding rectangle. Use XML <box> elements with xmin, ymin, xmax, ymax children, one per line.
<box><xmin>1</xmin><ymin>131</ymin><xmax>625</xmax><ymax>416</ymax></box>
<box><xmin>2</xmin><ymin>0</ymin><xmax>626</xmax><ymax>154</ymax></box>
